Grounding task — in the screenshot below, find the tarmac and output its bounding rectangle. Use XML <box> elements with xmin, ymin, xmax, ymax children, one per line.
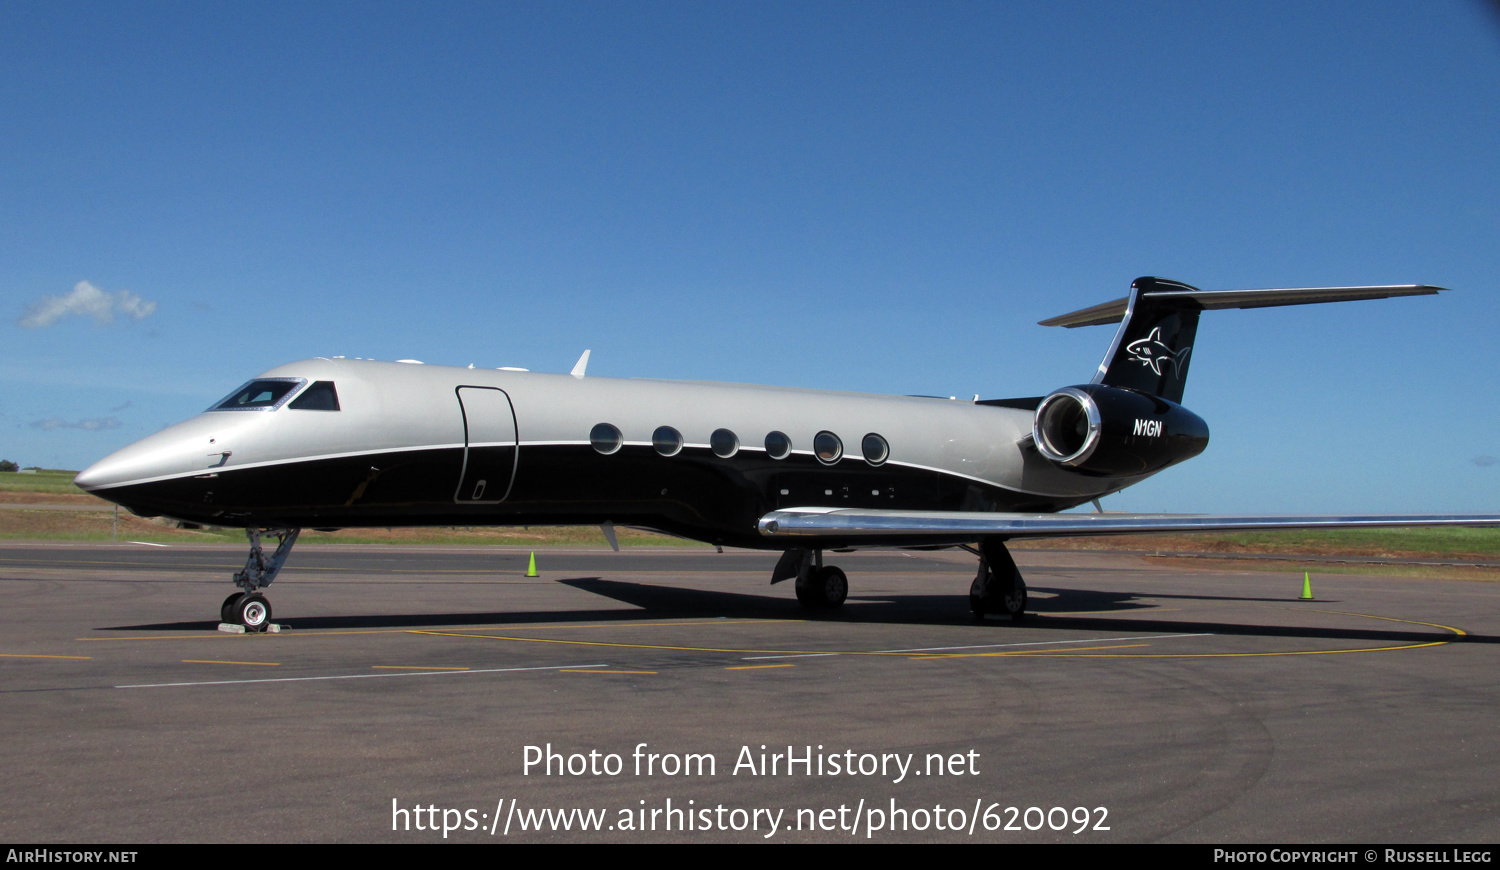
<box><xmin>1</xmin><ymin>542</ymin><xmax>1496</xmax><ymax>842</ymax></box>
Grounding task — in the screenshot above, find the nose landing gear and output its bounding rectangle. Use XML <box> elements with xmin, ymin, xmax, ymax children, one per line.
<box><xmin>221</xmin><ymin>528</ymin><xmax>299</xmax><ymax>631</ymax></box>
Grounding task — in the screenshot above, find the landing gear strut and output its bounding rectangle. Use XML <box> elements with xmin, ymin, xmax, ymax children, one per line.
<box><xmin>970</xmin><ymin>538</ymin><xmax>1026</xmax><ymax>621</ymax></box>
<box><xmin>772</xmin><ymin>548</ymin><xmax>848</xmax><ymax>611</ymax></box>
<box><xmin>221</xmin><ymin>528</ymin><xmax>300</xmax><ymax>631</ymax></box>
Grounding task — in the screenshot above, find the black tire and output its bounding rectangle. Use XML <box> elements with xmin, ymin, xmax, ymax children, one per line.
<box><xmin>795</xmin><ymin>575</ymin><xmax>819</xmax><ymax>608</ymax></box>
<box><xmin>1000</xmin><ymin>585</ymin><xmax>1027</xmax><ymax>621</ymax></box>
<box><xmin>819</xmin><ymin>566</ymin><xmax>848</xmax><ymax>609</ymax></box>
<box><xmin>795</xmin><ymin>566</ymin><xmax>848</xmax><ymax>611</ymax></box>
<box><xmin>221</xmin><ymin>592</ymin><xmax>245</xmax><ymax>624</ymax></box>
<box><xmin>234</xmin><ymin>593</ymin><xmax>272</xmax><ymax>631</ymax></box>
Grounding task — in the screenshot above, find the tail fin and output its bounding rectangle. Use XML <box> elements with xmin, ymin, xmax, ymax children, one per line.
<box><xmin>1093</xmin><ymin>277</ymin><xmax>1201</xmax><ymax>403</ymax></box>
<box><xmin>1040</xmin><ymin>277</ymin><xmax>1446</xmax><ymax>404</ymax></box>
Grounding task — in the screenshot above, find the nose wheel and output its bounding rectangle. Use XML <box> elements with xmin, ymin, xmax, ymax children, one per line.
<box><xmin>222</xmin><ymin>593</ymin><xmax>273</xmax><ymax>631</ymax></box>
<box><xmin>220</xmin><ymin>528</ymin><xmax>299</xmax><ymax>631</ymax></box>
<box><xmin>221</xmin><ymin>592</ymin><xmax>245</xmax><ymax>624</ymax></box>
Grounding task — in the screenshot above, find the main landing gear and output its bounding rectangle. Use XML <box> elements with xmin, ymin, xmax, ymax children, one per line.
<box><xmin>771</xmin><ymin>548</ymin><xmax>848</xmax><ymax>611</ymax></box>
<box><xmin>221</xmin><ymin>528</ymin><xmax>300</xmax><ymax>631</ymax></box>
<box><xmin>772</xmin><ymin>540</ymin><xmax>1028</xmax><ymax>620</ymax></box>
<box><xmin>969</xmin><ymin>538</ymin><xmax>1027</xmax><ymax>621</ymax></box>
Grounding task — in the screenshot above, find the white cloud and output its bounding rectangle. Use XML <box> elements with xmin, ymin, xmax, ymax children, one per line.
<box><xmin>18</xmin><ymin>281</ymin><xmax>158</xmax><ymax>328</ymax></box>
<box><xmin>30</xmin><ymin>416</ymin><xmax>122</xmax><ymax>431</ymax></box>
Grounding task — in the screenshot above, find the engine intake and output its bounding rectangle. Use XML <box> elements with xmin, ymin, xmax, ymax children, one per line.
<box><xmin>1033</xmin><ymin>384</ymin><xmax>1209</xmax><ymax>476</ymax></box>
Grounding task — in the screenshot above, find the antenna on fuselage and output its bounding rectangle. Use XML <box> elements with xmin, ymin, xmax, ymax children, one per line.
<box><xmin>571</xmin><ymin>349</ymin><xmax>591</xmax><ymax>379</ymax></box>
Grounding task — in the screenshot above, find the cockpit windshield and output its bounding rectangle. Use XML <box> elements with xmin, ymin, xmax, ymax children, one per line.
<box><xmin>209</xmin><ymin>378</ymin><xmax>306</xmax><ymax>411</ymax></box>
<box><xmin>289</xmin><ymin>381</ymin><xmax>340</xmax><ymax>411</ymax></box>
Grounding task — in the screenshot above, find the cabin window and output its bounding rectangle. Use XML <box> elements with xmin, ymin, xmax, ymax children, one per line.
<box><xmin>290</xmin><ymin>381</ymin><xmax>341</xmax><ymax>411</ymax></box>
<box><xmin>209</xmin><ymin>378</ymin><xmax>306</xmax><ymax>411</ymax></box>
<box><xmin>764</xmin><ymin>431</ymin><xmax>792</xmax><ymax>460</ymax></box>
<box><xmin>814</xmin><ymin>431</ymin><xmax>843</xmax><ymax>464</ymax></box>
<box><xmin>711</xmin><ymin>428</ymin><xmax>739</xmax><ymax>458</ymax></box>
<box><xmin>590</xmin><ymin>423</ymin><xmax>623</xmax><ymax>455</ymax></box>
<box><xmin>861</xmin><ymin>433</ymin><xmax>889</xmax><ymax>466</ymax></box>
<box><xmin>653</xmin><ymin>426</ymin><xmax>683</xmax><ymax>457</ymax></box>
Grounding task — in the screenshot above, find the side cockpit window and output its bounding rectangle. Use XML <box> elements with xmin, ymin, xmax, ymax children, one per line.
<box><xmin>210</xmin><ymin>378</ymin><xmax>305</xmax><ymax>411</ymax></box>
<box><xmin>290</xmin><ymin>381</ymin><xmax>341</xmax><ymax>411</ymax></box>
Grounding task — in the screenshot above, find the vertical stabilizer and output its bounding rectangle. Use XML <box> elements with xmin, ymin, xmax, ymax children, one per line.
<box><xmin>1093</xmin><ymin>277</ymin><xmax>1202</xmax><ymax>403</ymax></box>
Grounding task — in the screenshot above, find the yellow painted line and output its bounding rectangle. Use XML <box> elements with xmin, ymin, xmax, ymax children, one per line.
<box><xmin>725</xmin><ymin>664</ymin><xmax>796</xmax><ymax>671</ymax></box>
<box><xmin>996</xmin><ymin>642</ymin><xmax>1150</xmax><ymax>655</ymax></box>
<box><xmin>1293</xmin><ymin>607</ymin><xmax>1468</xmax><ymax>637</ymax></box>
<box><xmin>77</xmin><ymin>629</ymin><xmax>411</xmax><ymax>641</ymax></box>
<box><xmin>911</xmin><ymin>643</ymin><xmax>1151</xmax><ymax>659</ymax></box>
<box><xmin>911</xmin><ymin>608</ymin><xmax>1469</xmax><ymax>660</ymax></box>
<box><xmin>372</xmin><ymin>665</ymin><xmax>470</xmax><ymax>671</ymax></box>
<box><xmin>181</xmin><ymin>659</ymin><xmax>280</xmax><ymax>666</ymax></box>
<box><xmin>559</xmin><ymin>669</ymin><xmax>657</xmax><ymax>675</ymax></box>
<box><xmin>412</xmin><ymin>629</ymin><xmax>907</xmax><ymax>657</ymax></box>
<box><xmin>0</xmin><ymin>653</ymin><xmax>93</xmax><ymax>660</ymax></box>
<box><xmin>1018</xmin><ymin>641</ymin><xmax>1455</xmax><ymax>658</ymax></box>
<box><xmin>1050</xmin><ymin>608</ymin><xmax>1181</xmax><ymax>615</ymax></box>
<box><xmin>472</xmin><ymin>620</ymin><xmax>788</xmax><ymax>631</ymax></box>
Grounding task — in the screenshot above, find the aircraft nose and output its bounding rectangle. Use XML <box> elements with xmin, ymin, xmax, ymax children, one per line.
<box><xmin>74</xmin><ymin>413</ymin><xmax>240</xmax><ymax>494</ymax></box>
<box><xmin>74</xmin><ymin>443</ymin><xmax>156</xmax><ymax>492</ymax></box>
<box><xmin>72</xmin><ymin>457</ymin><xmax>117</xmax><ymax>491</ymax></box>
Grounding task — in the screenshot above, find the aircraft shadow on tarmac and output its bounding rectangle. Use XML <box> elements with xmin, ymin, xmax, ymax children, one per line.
<box><xmin>97</xmin><ymin>577</ymin><xmax>1497</xmax><ymax>646</ymax></box>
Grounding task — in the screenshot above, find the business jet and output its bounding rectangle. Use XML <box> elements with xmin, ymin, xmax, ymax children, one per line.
<box><xmin>74</xmin><ymin>277</ymin><xmax>1499</xmax><ymax>630</ymax></box>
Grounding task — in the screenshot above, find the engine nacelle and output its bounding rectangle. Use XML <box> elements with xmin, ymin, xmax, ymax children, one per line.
<box><xmin>1032</xmin><ymin>384</ymin><xmax>1209</xmax><ymax>477</ymax></box>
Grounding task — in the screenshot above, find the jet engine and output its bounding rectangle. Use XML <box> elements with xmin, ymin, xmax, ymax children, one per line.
<box><xmin>1032</xmin><ymin>384</ymin><xmax>1209</xmax><ymax>477</ymax></box>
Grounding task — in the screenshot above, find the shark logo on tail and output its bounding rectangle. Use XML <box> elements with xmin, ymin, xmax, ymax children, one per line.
<box><xmin>1127</xmin><ymin>327</ymin><xmax>1192</xmax><ymax>376</ymax></box>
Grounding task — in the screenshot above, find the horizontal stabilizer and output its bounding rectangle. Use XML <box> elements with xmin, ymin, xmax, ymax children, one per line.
<box><xmin>1040</xmin><ymin>285</ymin><xmax>1447</xmax><ymax>328</ymax></box>
<box><xmin>758</xmin><ymin>507</ymin><xmax>1500</xmax><ymax>539</ymax></box>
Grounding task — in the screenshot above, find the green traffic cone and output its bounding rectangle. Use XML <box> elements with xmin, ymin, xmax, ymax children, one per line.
<box><xmin>526</xmin><ymin>551</ymin><xmax>539</xmax><ymax>578</ymax></box>
<box><xmin>1299</xmin><ymin>571</ymin><xmax>1313</xmax><ymax>600</ymax></box>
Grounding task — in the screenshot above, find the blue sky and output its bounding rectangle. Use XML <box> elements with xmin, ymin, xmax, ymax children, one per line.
<box><xmin>2</xmin><ymin>1</ymin><xmax>1496</xmax><ymax>512</ymax></box>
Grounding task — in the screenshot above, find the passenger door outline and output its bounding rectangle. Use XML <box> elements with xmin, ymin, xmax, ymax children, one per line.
<box><xmin>453</xmin><ymin>386</ymin><xmax>518</xmax><ymax>504</ymax></box>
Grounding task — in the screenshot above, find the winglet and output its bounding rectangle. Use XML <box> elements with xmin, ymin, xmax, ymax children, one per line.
<box><xmin>601</xmin><ymin>520</ymin><xmax>620</xmax><ymax>552</ymax></box>
<box><xmin>571</xmin><ymin>349</ymin><xmax>591</xmax><ymax>379</ymax></box>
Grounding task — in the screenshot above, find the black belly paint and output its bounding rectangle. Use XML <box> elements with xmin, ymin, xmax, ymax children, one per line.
<box><xmin>96</xmin><ymin>444</ymin><xmax>1071</xmax><ymax>549</ymax></box>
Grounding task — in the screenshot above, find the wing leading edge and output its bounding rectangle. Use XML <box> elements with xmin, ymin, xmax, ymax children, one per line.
<box><xmin>757</xmin><ymin>507</ymin><xmax>1500</xmax><ymax>539</ymax></box>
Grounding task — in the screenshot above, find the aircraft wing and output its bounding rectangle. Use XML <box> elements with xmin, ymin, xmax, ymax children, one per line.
<box><xmin>757</xmin><ymin>507</ymin><xmax>1500</xmax><ymax>539</ymax></box>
